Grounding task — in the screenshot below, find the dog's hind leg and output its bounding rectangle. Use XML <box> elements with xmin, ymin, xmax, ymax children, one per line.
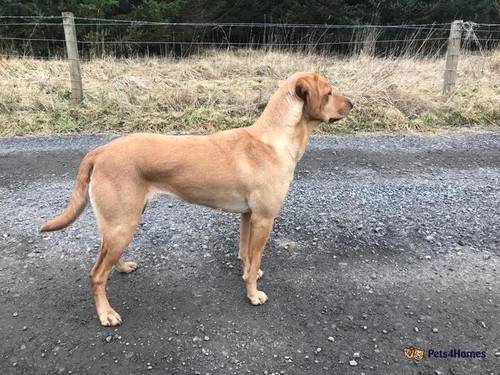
<box><xmin>90</xmin><ymin>224</ymin><xmax>137</xmax><ymax>326</ymax></box>
<box><xmin>114</xmin><ymin>199</ymin><xmax>148</xmax><ymax>273</ymax></box>
<box><xmin>88</xmin><ymin>178</ymin><xmax>144</xmax><ymax>326</ymax></box>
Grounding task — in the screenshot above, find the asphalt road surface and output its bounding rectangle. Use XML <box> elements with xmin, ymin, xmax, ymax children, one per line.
<box><xmin>0</xmin><ymin>132</ymin><xmax>499</xmax><ymax>375</ymax></box>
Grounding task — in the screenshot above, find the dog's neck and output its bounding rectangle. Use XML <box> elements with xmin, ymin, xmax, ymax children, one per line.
<box><xmin>250</xmin><ymin>89</ymin><xmax>319</xmax><ymax>164</ymax></box>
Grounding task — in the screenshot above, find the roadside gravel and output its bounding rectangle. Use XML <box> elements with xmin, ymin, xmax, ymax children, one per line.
<box><xmin>0</xmin><ymin>131</ymin><xmax>499</xmax><ymax>374</ymax></box>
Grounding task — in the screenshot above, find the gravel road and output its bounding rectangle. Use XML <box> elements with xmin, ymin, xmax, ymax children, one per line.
<box><xmin>1</xmin><ymin>132</ymin><xmax>499</xmax><ymax>375</ymax></box>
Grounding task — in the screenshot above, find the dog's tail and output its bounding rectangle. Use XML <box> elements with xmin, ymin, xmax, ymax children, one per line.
<box><xmin>40</xmin><ymin>148</ymin><xmax>99</xmax><ymax>232</ymax></box>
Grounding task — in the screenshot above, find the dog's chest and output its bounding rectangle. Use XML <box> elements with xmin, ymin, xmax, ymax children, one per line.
<box><xmin>149</xmin><ymin>186</ymin><xmax>250</xmax><ymax>214</ymax></box>
<box><xmin>212</xmin><ymin>196</ymin><xmax>250</xmax><ymax>213</ymax></box>
<box><xmin>189</xmin><ymin>189</ymin><xmax>250</xmax><ymax>213</ymax></box>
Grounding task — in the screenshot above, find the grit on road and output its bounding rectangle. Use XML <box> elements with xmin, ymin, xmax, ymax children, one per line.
<box><xmin>0</xmin><ymin>132</ymin><xmax>499</xmax><ymax>375</ymax></box>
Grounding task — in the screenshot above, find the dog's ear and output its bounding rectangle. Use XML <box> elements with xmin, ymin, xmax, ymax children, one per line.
<box><xmin>295</xmin><ymin>76</ymin><xmax>321</xmax><ymax>119</ymax></box>
<box><xmin>295</xmin><ymin>78</ymin><xmax>310</xmax><ymax>102</ymax></box>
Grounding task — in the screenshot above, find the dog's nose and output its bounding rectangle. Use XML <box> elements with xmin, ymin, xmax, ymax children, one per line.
<box><xmin>346</xmin><ymin>99</ymin><xmax>354</xmax><ymax>110</ymax></box>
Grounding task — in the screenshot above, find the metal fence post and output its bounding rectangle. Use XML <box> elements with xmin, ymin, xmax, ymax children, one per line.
<box><xmin>62</xmin><ymin>12</ymin><xmax>83</xmax><ymax>103</ymax></box>
<box><xmin>442</xmin><ymin>20</ymin><xmax>463</xmax><ymax>95</ymax></box>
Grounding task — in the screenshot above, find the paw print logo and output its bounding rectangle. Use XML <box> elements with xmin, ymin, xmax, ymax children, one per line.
<box><xmin>404</xmin><ymin>346</ymin><xmax>426</xmax><ymax>360</ymax></box>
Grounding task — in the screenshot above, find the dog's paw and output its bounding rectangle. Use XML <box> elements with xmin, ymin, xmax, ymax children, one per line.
<box><xmin>115</xmin><ymin>261</ymin><xmax>138</xmax><ymax>273</ymax></box>
<box><xmin>242</xmin><ymin>269</ymin><xmax>264</xmax><ymax>281</ymax></box>
<box><xmin>98</xmin><ymin>308</ymin><xmax>122</xmax><ymax>326</ymax></box>
<box><xmin>248</xmin><ymin>290</ymin><xmax>268</xmax><ymax>305</ymax></box>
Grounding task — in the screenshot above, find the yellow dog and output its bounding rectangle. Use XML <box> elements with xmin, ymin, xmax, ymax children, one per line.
<box><xmin>41</xmin><ymin>72</ymin><xmax>353</xmax><ymax>326</ymax></box>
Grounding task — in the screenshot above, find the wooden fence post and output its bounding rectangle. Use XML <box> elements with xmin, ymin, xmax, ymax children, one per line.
<box><xmin>442</xmin><ymin>20</ymin><xmax>463</xmax><ymax>95</ymax></box>
<box><xmin>62</xmin><ymin>12</ymin><xmax>83</xmax><ymax>103</ymax></box>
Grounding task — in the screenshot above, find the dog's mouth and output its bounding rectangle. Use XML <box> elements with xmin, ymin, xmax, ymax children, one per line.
<box><xmin>328</xmin><ymin>108</ymin><xmax>352</xmax><ymax>123</ymax></box>
<box><xmin>328</xmin><ymin>117</ymin><xmax>343</xmax><ymax>123</ymax></box>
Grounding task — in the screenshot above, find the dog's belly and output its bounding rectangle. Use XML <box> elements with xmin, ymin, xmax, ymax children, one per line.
<box><xmin>148</xmin><ymin>187</ymin><xmax>250</xmax><ymax>214</ymax></box>
<box><xmin>198</xmin><ymin>196</ymin><xmax>250</xmax><ymax>213</ymax></box>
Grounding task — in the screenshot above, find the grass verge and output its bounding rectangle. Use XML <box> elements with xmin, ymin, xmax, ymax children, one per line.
<box><xmin>0</xmin><ymin>49</ymin><xmax>499</xmax><ymax>136</ymax></box>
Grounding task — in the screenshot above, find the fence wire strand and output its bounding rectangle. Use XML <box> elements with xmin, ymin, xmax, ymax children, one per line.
<box><xmin>0</xmin><ymin>36</ymin><xmax>459</xmax><ymax>45</ymax></box>
<box><xmin>1</xmin><ymin>16</ymin><xmax>498</xmax><ymax>100</ymax></box>
<box><xmin>0</xmin><ymin>15</ymin><xmax>62</xmax><ymax>19</ymax></box>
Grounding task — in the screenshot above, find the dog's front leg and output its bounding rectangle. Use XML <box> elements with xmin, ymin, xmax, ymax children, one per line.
<box><xmin>239</xmin><ymin>212</ymin><xmax>251</xmax><ymax>262</ymax></box>
<box><xmin>243</xmin><ymin>214</ymin><xmax>274</xmax><ymax>305</ymax></box>
<box><xmin>239</xmin><ymin>212</ymin><xmax>264</xmax><ymax>280</ymax></box>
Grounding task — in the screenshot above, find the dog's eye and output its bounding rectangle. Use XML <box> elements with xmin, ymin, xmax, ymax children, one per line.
<box><xmin>327</xmin><ymin>91</ymin><xmax>332</xmax><ymax>96</ymax></box>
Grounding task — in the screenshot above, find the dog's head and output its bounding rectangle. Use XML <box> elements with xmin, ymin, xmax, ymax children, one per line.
<box><xmin>294</xmin><ymin>73</ymin><xmax>353</xmax><ymax>123</ymax></box>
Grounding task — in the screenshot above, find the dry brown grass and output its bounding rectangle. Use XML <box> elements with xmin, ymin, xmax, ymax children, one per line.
<box><xmin>0</xmin><ymin>48</ymin><xmax>499</xmax><ymax>136</ymax></box>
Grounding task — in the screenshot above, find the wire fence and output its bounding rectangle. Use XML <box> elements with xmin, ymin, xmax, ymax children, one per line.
<box><xmin>1</xmin><ymin>15</ymin><xmax>499</xmax><ymax>60</ymax></box>
<box><xmin>0</xmin><ymin>15</ymin><xmax>499</xmax><ymax>105</ymax></box>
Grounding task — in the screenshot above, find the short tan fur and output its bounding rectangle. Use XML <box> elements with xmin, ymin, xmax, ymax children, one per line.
<box><xmin>41</xmin><ymin>72</ymin><xmax>353</xmax><ymax>326</ymax></box>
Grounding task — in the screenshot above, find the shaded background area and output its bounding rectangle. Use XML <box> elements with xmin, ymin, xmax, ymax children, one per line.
<box><xmin>1</xmin><ymin>1</ymin><xmax>499</xmax><ymax>26</ymax></box>
<box><xmin>0</xmin><ymin>0</ymin><xmax>499</xmax><ymax>57</ymax></box>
